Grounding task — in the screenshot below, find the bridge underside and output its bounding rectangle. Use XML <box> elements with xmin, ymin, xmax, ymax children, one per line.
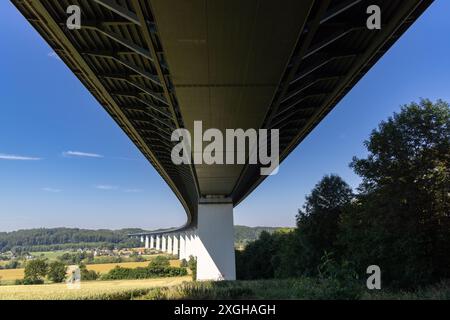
<box><xmin>12</xmin><ymin>0</ymin><xmax>433</xmax><ymax>280</ymax></box>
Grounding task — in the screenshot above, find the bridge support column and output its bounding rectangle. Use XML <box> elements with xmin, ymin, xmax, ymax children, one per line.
<box><xmin>185</xmin><ymin>232</ymin><xmax>192</xmax><ymax>258</ymax></box>
<box><xmin>192</xmin><ymin>232</ymin><xmax>199</xmax><ymax>258</ymax></box>
<box><xmin>172</xmin><ymin>235</ymin><xmax>179</xmax><ymax>256</ymax></box>
<box><xmin>156</xmin><ymin>235</ymin><xmax>161</xmax><ymax>251</ymax></box>
<box><xmin>196</xmin><ymin>200</ymin><xmax>236</xmax><ymax>281</ymax></box>
<box><xmin>167</xmin><ymin>234</ymin><xmax>173</xmax><ymax>254</ymax></box>
<box><xmin>161</xmin><ymin>235</ymin><xmax>167</xmax><ymax>252</ymax></box>
<box><xmin>150</xmin><ymin>235</ymin><xmax>154</xmax><ymax>249</ymax></box>
<box><xmin>144</xmin><ymin>235</ymin><xmax>149</xmax><ymax>249</ymax></box>
<box><xmin>179</xmin><ymin>233</ymin><xmax>186</xmax><ymax>260</ymax></box>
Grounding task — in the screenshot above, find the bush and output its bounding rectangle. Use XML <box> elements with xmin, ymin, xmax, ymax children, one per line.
<box><xmin>15</xmin><ymin>278</ymin><xmax>44</xmax><ymax>285</ymax></box>
<box><xmin>149</xmin><ymin>255</ymin><xmax>170</xmax><ymax>268</ymax></box>
<box><xmin>1</xmin><ymin>260</ymin><xmax>21</xmax><ymax>270</ymax></box>
<box><xmin>79</xmin><ymin>264</ymin><xmax>99</xmax><ymax>281</ymax></box>
<box><xmin>100</xmin><ymin>265</ymin><xmax>187</xmax><ymax>280</ymax></box>
<box><xmin>187</xmin><ymin>256</ymin><xmax>197</xmax><ymax>280</ymax></box>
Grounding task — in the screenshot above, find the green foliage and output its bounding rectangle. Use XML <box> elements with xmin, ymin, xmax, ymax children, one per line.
<box><xmin>0</xmin><ymin>226</ymin><xmax>282</xmax><ymax>254</ymax></box>
<box><xmin>15</xmin><ymin>278</ymin><xmax>44</xmax><ymax>285</ymax></box>
<box><xmin>234</xmin><ymin>226</ymin><xmax>282</xmax><ymax>247</ymax></box>
<box><xmin>188</xmin><ymin>256</ymin><xmax>197</xmax><ymax>280</ymax></box>
<box><xmin>236</xmin><ymin>100</ymin><xmax>450</xmax><ymax>290</ymax></box>
<box><xmin>180</xmin><ymin>259</ymin><xmax>188</xmax><ymax>268</ymax></box>
<box><xmin>24</xmin><ymin>259</ymin><xmax>48</xmax><ymax>282</ymax></box>
<box><xmin>79</xmin><ymin>264</ymin><xmax>99</xmax><ymax>281</ymax></box>
<box><xmin>58</xmin><ymin>252</ymin><xmax>94</xmax><ymax>265</ymax></box>
<box><xmin>47</xmin><ymin>261</ymin><xmax>67</xmax><ymax>283</ymax></box>
<box><xmin>0</xmin><ymin>260</ymin><xmax>21</xmax><ymax>270</ymax></box>
<box><xmin>237</xmin><ymin>175</ymin><xmax>353</xmax><ymax>280</ymax></box>
<box><xmin>362</xmin><ymin>280</ymin><xmax>450</xmax><ymax>300</ymax></box>
<box><xmin>129</xmin><ymin>252</ymin><xmax>145</xmax><ymax>262</ymax></box>
<box><xmin>236</xmin><ymin>231</ymin><xmax>287</xmax><ymax>280</ymax></box>
<box><xmin>294</xmin><ymin>174</ymin><xmax>353</xmax><ymax>276</ymax></box>
<box><xmin>141</xmin><ymin>278</ymin><xmax>364</xmax><ymax>300</ymax></box>
<box><xmin>100</xmin><ymin>265</ymin><xmax>187</xmax><ymax>280</ymax></box>
<box><xmin>0</xmin><ymin>228</ymin><xmax>146</xmax><ymax>253</ymax></box>
<box><xmin>340</xmin><ymin>99</ymin><xmax>450</xmax><ymax>288</ymax></box>
<box><xmin>149</xmin><ymin>255</ymin><xmax>170</xmax><ymax>268</ymax></box>
<box><xmin>315</xmin><ymin>252</ymin><xmax>362</xmax><ymax>299</ymax></box>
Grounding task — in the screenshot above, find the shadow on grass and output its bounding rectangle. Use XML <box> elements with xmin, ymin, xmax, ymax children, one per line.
<box><xmin>138</xmin><ymin>278</ymin><xmax>450</xmax><ymax>300</ymax></box>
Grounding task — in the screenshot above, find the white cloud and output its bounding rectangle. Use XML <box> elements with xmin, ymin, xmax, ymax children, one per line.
<box><xmin>63</xmin><ymin>151</ymin><xmax>103</xmax><ymax>158</ymax></box>
<box><xmin>48</xmin><ymin>51</ymin><xmax>62</xmax><ymax>60</ymax></box>
<box><xmin>0</xmin><ymin>153</ymin><xmax>41</xmax><ymax>161</ymax></box>
<box><xmin>42</xmin><ymin>187</ymin><xmax>61</xmax><ymax>193</ymax></box>
<box><xmin>95</xmin><ymin>185</ymin><xmax>118</xmax><ymax>190</ymax></box>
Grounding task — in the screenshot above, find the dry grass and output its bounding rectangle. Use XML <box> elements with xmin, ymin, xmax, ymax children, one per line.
<box><xmin>0</xmin><ymin>260</ymin><xmax>181</xmax><ymax>281</ymax></box>
<box><xmin>0</xmin><ymin>276</ymin><xmax>191</xmax><ymax>300</ymax></box>
<box><xmin>0</xmin><ymin>268</ymin><xmax>24</xmax><ymax>281</ymax></box>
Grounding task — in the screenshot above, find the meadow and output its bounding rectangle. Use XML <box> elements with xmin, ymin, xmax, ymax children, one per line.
<box><xmin>30</xmin><ymin>251</ymin><xmax>67</xmax><ymax>260</ymax></box>
<box><xmin>0</xmin><ymin>276</ymin><xmax>191</xmax><ymax>300</ymax></box>
<box><xmin>137</xmin><ymin>278</ymin><xmax>450</xmax><ymax>300</ymax></box>
<box><xmin>1</xmin><ymin>275</ymin><xmax>449</xmax><ymax>300</ymax></box>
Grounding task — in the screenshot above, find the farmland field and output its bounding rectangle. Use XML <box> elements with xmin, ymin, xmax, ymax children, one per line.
<box><xmin>0</xmin><ymin>268</ymin><xmax>23</xmax><ymax>281</ymax></box>
<box><xmin>0</xmin><ymin>259</ymin><xmax>181</xmax><ymax>281</ymax></box>
<box><xmin>0</xmin><ymin>276</ymin><xmax>191</xmax><ymax>300</ymax></box>
<box><xmin>30</xmin><ymin>251</ymin><xmax>69</xmax><ymax>260</ymax></box>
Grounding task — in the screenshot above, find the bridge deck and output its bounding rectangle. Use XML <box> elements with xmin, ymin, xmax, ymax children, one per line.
<box><xmin>12</xmin><ymin>0</ymin><xmax>433</xmax><ymax>230</ymax></box>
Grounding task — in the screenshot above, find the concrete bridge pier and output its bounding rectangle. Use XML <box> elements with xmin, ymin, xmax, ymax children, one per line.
<box><xmin>166</xmin><ymin>234</ymin><xmax>173</xmax><ymax>254</ymax></box>
<box><xmin>179</xmin><ymin>233</ymin><xmax>186</xmax><ymax>260</ymax></box>
<box><xmin>172</xmin><ymin>235</ymin><xmax>179</xmax><ymax>256</ymax></box>
<box><xmin>150</xmin><ymin>235</ymin><xmax>154</xmax><ymax>249</ymax></box>
<box><xmin>195</xmin><ymin>198</ymin><xmax>236</xmax><ymax>281</ymax></box>
<box><xmin>144</xmin><ymin>235</ymin><xmax>149</xmax><ymax>249</ymax></box>
<box><xmin>161</xmin><ymin>235</ymin><xmax>167</xmax><ymax>252</ymax></box>
<box><xmin>156</xmin><ymin>235</ymin><xmax>161</xmax><ymax>251</ymax></box>
<box><xmin>185</xmin><ymin>231</ymin><xmax>194</xmax><ymax>258</ymax></box>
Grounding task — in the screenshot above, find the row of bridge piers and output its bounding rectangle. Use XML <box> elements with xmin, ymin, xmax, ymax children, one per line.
<box><xmin>139</xmin><ymin>231</ymin><xmax>197</xmax><ymax>263</ymax></box>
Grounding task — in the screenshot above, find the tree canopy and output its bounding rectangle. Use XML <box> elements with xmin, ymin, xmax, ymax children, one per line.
<box><xmin>237</xmin><ymin>99</ymin><xmax>450</xmax><ymax>289</ymax></box>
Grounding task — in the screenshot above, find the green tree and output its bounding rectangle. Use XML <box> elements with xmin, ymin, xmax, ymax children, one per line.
<box><xmin>24</xmin><ymin>259</ymin><xmax>48</xmax><ymax>283</ymax></box>
<box><xmin>294</xmin><ymin>174</ymin><xmax>353</xmax><ymax>275</ymax></box>
<box><xmin>236</xmin><ymin>230</ymin><xmax>293</xmax><ymax>280</ymax></box>
<box><xmin>47</xmin><ymin>261</ymin><xmax>67</xmax><ymax>283</ymax></box>
<box><xmin>340</xmin><ymin>99</ymin><xmax>450</xmax><ymax>287</ymax></box>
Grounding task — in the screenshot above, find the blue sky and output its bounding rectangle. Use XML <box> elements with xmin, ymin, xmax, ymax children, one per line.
<box><xmin>1</xmin><ymin>1</ymin><xmax>449</xmax><ymax>232</ymax></box>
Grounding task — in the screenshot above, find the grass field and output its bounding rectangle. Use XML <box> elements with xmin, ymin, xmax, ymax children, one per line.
<box><xmin>137</xmin><ymin>278</ymin><xmax>450</xmax><ymax>300</ymax></box>
<box><xmin>2</xmin><ymin>276</ymin><xmax>448</xmax><ymax>300</ymax></box>
<box><xmin>0</xmin><ymin>260</ymin><xmax>181</xmax><ymax>281</ymax></box>
<box><xmin>0</xmin><ymin>276</ymin><xmax>191</xmax><ymax>300</ymax></box>
<box><xmin>30</xmin><ymin>251</ymin><xmax>68</xmax><ymax>260</ymax></box>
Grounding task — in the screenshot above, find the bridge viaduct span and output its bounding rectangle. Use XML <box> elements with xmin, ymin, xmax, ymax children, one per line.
<box><xmin>12</xmin><ymin>0</ymin><xmax>433</xmax><ymax>280</ymax></box>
